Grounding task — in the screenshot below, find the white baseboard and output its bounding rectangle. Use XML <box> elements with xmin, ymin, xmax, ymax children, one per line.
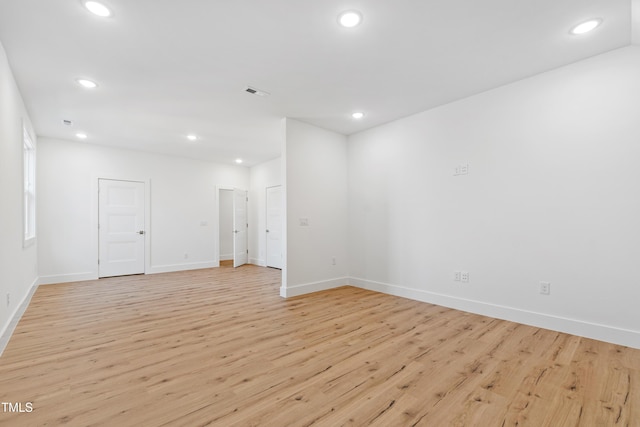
<box><xmin>39</xmin><ymin>262</ymin><xmax>219</xmax><ymax>284</ymax></box>
<box><xmin>39</xmin><ymin>272</ymin><xmax>97</xmax><ymax>285</ymax></box>
<box><xmin>220</xmin><ymin>254</ymin><xmax>233</xmax><ymax>261</ymax></box>
<box><xmin>280</xmin><ymin>277</ymin><xmax>349</xmax><ymax>298</ymax></box>
<box><xmin>0</xmin><ymin>277</ymin><xmax>39</xmax><ymax>356</ymax></box>
<box><xmin>349</xmin><ymin>277</ymin><xmax>640</xmax><ymax>350</ymax></box>
<box><xmin>249</xmin><ymin>258</ymin><xmax>265</xmax><ymax>267</ymax></box>
<box><xmin>148</xmin><ymin>261</ymin><xmax>217</xmax><ymax>275</ymax></box>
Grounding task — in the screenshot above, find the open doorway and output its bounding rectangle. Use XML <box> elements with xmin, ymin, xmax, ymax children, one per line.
<box><xmin>218</xmin><ymin>187</ymin><xmax>248</xmax><ymax>267</ymax></box>
<box><xmin>266</xmin><ymin>185</ymin><xmax>283</xmax><ymax>269</ymax></box>
<box><xmin>219</xmin><ymin>189</ymin><xmax>234</xmax><ymax>265</ymax></box>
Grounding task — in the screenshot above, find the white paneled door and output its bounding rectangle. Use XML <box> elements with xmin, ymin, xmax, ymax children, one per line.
<box><xmin>266</xmin><ymin>186</ymin><xmax>283</xmax><ymax>269</ymax></box>
<box><xmin>233</xmin><ymin>189</ymin><xmax>248</xmax><ymax>268</ymax></box>
<box><xmin>99</xmin><ymin>179</ymin><xmax>145</xmax><ymax>278</ymax></box>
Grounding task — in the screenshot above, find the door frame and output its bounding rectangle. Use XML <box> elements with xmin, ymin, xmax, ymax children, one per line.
<box><xmin>232</xmin><ymin>188</ymin><xmax>249</xmax><ymax>268</ymax></box>
<box><xmin>215</xmin><ymin>185</ymin><xmax>248</xmax><ymax>267</ymax></box>
<box><xmin>265</xmin><ymin>185</ymin><xmax>283</xmax><ymax>269</ymax></box>
<box><xmin>92</xmin><ymin>176</ymin><xmax>151</xmax><ymax>278</ymax></box>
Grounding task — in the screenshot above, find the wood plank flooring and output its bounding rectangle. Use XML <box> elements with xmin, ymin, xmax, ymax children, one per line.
<box><xmin>1</xmin><ymin>265</ymin><xmax>638</xmax><ymax>426</ymax></box>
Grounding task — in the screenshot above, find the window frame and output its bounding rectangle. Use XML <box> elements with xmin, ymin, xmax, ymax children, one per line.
<box><xmin>23</xmin><ymin>123</ymin><xmax>36</xmax><ymax>247</ymax></box>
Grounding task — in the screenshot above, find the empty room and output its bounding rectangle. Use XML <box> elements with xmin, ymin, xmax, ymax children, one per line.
<box><xmin>1</xmin><ymin>1</ymin><xmax>639</xmax><ymax>425</ymax></box>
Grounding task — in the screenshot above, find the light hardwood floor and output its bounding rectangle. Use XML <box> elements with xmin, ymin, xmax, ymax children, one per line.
<box><xmin>1</xmin><ymin>265</ymin><xmax>638</xmax><ymax>426</ymax></box>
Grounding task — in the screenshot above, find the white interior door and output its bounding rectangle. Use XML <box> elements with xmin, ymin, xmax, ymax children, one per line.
<box><xmin>233</xmin><ymin>189</ymin><xmax>248</xmax><ymax>268</ymax></box>
<box><xmin>266</xmin><ymin>186</ymin><xmax>283</xmax><ymax>269</ymax></box>
<box><xmin>99</xmin><ymin>179</ymin><xmax>145</xmax><ymax>278</ymax></box>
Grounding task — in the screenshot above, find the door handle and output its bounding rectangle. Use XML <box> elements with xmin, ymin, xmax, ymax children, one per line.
<box><xmin>266</xmin><ymin>229</ymin><xmax>270</xmax><ymax>233</ymax></box>
<box><xmin>234</xmin><ymin>230</ymin><xmax>239</xmax><ymax>234</ymax></box>
<box><xmin>138</xmin><ymin>230</ymin><xmax>145</xmax><ymax>235</ymax></box>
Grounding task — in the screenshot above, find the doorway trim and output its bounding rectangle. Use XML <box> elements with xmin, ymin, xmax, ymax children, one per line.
<box><xmin>216</xmin><ymin>185</ymin><xmax>248</xmax><ymax>267</ymax></box>
<box><xmin>216</xmin><ymin>186</ymin><xmax>233</xmax><ymax>266</ymax></box>
<box><xmin>265</xmin><ymin>185</ymin><xmax>283</xmax><ymax>269</ymax></box>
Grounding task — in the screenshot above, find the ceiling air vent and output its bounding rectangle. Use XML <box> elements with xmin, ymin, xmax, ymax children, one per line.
<box><xmin>245</xmin><ymin>86</ymin><xmax>270</xmax><ymax>97</ymax></box>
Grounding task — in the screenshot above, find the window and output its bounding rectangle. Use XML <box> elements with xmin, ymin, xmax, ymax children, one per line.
<box><xmin>23</xmin><ymin>125</ymin><xmax>36</xmax><ymax>245</ymax></box>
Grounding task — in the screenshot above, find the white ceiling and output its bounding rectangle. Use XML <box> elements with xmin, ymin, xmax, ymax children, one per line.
<box><xmin>0</xmin><ymin>0</ymin><xmax>633</xmax><ymax>166</ymax></box>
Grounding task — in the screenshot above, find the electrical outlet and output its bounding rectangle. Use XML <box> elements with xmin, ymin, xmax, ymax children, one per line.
<box><xmin>454</xmin><ymin>271</ymin><xmax>461</xmax><ymax>281</ymax></box>
<box><xmin>461</xmin><ymin>271</ymin><xmax>469</xmax><ymax>282</ymax></box>
<box><xmin>331</xmin><ymin>257</ymin><xmax>336</xmax><ymax>266</ymax></box>
<box><xmin>184</xmin><ymin>253</ymin><xmax>189</xmax><ymax>259</ymax></box>
<box><xmin>540</xmin><ymin>281</ymin><xmax>551</xmax><ymax>295</ymax></box>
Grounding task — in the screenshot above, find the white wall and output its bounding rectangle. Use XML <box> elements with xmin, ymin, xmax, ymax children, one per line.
<box><xmin>282</xmin><ymin>119</ymin><xmax>348</xmax><ymax>297</ymax></box>
<box><xmin>219</xmin><ymin>190</ymin><xmax>234</xmax><ymax>260</ymax></box>
<box><xmin>0</xmin><ymin>41</ymin><xmax>38</xmax><ymax>343</ymax></box>
<box><xmin>348</xmin><ymin>46</ymin><xmax>640</xmax><ymax>348</ymax></box>
<box><xmin>37</xmin><ymin>138</ymin><xmax>249</xmax><ymax>283</ymax></box>
<box><xmin>633</xmin><ymin>0</ymin><xmax>640</xmax><ymax>45</ymax></box>
<box><xmin>249</xmin><ymin>157</ymin><xmax>281</xmax><ymax>266</ymax></box>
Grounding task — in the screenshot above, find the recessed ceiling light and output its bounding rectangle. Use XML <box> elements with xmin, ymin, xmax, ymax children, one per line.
<box><xmin>338</xmin><ymin>10</ymin><xmax>363</xmax><ymax>28</ymax></box>
<box><xmin>76</xmin><ymin>133</ymin><xmax>88</xmax><ymax>139</ymax></box>
<box><xmin>235</xmin><ymin>158</ymin><xmax>243</xmax><ymax>164</ymax></box>
<box><xmin>570</xmin><ymin>19</ymin><xmax>602</xmax><ymax>35</ymax></box>
<box><xmin>84</xmin><ymin>1</ymin><xmax>112</xmax><ymax>17</ymax></box>
<box><xmin>76</xmin><ymin>78</ymin><xmax>98</xmax><ymax>89</ymax></box>
<box><xmin>187</xmin><ymin>134</ymin><xmax>198</xmax><ymax>141</ymax></box>
<box><xmin>352</xmin><ymin>112</ymin><xmax>365</xmax><ymax>119</ymax></box>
